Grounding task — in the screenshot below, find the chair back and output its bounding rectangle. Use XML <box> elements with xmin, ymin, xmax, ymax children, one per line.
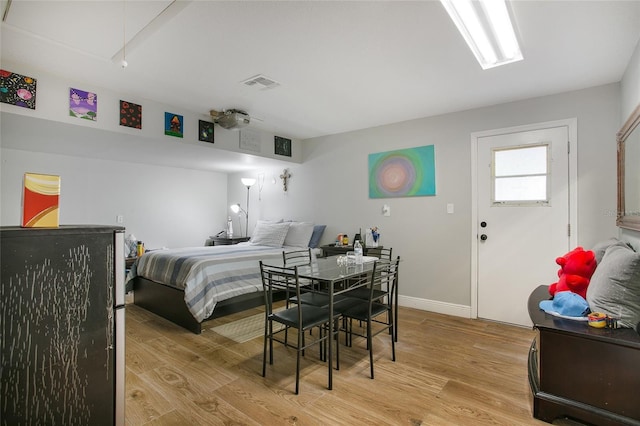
<box><xmin>283</xmin><ymin>248</ymin><xmax>313</xmax><ymax>266</ymax></box>
<box><xmin>369</xmin><ymin>256</ymin><xmax>400</xmax><ymax>305</ymax></box>
<box><xmin>368</xmin><ymin>247</ymin><xmax>392</xmax><ymax>260</ymax></box>
<box><xmin>260</xmin><ymin>261</ymin><xmax>303</xmax><ymax>322</ymax></box>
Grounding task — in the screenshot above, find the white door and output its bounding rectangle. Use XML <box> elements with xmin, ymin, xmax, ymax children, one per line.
<box><xmin>474</xmin><ymin>122</ymin><xmax>575</xmax><ymax>327</ymax></box>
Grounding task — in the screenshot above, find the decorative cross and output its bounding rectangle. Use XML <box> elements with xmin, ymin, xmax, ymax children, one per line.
<box><xmin>280</xmin><ymin>168</ymin><xmax>291</xmax><ymax>192</ymax></box>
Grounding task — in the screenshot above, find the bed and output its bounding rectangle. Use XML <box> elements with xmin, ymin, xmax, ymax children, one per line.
<box><xmin>127</xmin><ymin>221</ymin><xmax>326</xmax><ymax>334</ymax></box>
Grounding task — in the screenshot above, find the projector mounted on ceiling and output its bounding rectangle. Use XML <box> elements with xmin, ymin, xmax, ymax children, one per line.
<box><xmin>210</xmin><ymin>109</ymin><xmax>250</xmax><ymax>130</ymax></box>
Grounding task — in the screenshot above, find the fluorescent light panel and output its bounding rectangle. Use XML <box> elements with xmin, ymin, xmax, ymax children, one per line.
<box><xmin>440</xmin><ymin>0</ymin><xmax>522</xmax><ymax>69</ymax></box>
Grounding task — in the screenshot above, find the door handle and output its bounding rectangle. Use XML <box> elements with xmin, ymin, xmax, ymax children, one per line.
<box><xmin>480</xmin><ymin>234</ymin><xmax>488</xmax><ymax>241</ymax></box>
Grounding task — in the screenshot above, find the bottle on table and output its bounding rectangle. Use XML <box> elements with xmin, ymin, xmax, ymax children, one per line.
<box><xmin>354</xmin><ymin>239</ymin><xmax>363</xmax><ymax>264</ymax></box>
<box><xmin>227</xmin><ymin>216</ymin><xmax>234</xmax><ymax>238</ymax></box>
<box><xmin>136</xmin><ymin>241</ymin><xmax>145</xmax><ymax>257</ymax></box>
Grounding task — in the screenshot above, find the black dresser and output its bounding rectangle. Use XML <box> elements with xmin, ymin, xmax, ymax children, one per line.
<box><xmin>527</xmin><ymin>285</ymin><xmax>640</xmax><ymax>425</ymax></box>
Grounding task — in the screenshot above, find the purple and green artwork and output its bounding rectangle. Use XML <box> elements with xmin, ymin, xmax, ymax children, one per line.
<box><xmin>69</xmin><ymin>88</ymin><xmax>97</xmax><ymax>121</ymax></box>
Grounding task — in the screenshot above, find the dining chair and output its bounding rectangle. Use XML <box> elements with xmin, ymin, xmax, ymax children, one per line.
<box><xmin>282</xmin><ymin>248</ymin><xmax>313</xmax><ymax>266</ymax></box>
<box><xmin>284</xmin><ymin>248</ymin><xmax>334</xmax><ymax>307</ymax></box>
<box><xmin>341</xmin><ymin>249</ymin><xmax>399</xmax><ymax>342</ymax></box>
<box><xmin>366</xmin><ymin>246</ymin><xmax>392</xmax><ymax>261</ymax></box>
<box><xmin>260</xmin><ymin>261</ymin><xmax>340</xmax><ymax>394</ymax></box>
<box><xmin>333</xmin><ymin>257</ymin><xmax>399</xmax><ymax>379</ymax></box>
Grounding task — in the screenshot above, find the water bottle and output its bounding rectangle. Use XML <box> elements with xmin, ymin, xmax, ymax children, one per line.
<box><xmin>226</xmin><ymin>216</ymin><xmax>234</xmax><ymax>238</ymax></box>
<box><xmin>354</xmin><ymin>239</ymin><xmax>363</xmax><ymax>265</ymax></box>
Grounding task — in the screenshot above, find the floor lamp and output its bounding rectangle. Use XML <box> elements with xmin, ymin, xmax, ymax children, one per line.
<box><xmin>232</xmin><ymin>178</ymin><xmax>255</xmax><ymax>237</ymax></box>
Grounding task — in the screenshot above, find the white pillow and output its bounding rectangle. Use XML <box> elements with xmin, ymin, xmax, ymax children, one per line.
<box><xmin>250</xmin><ymin>221</ymin><xmax>291</xmax><ymax>247</ymax></box>
<box><xmin>284</xmin><ymin>222</ymin><xmax>315</xmax><ymax>247</ymax></box>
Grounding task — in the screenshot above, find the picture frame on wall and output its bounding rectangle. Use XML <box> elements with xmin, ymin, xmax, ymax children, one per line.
<box><xmin>0</xmin><ymin>69</ymin><xmax>37</xmax><ymax>110</ymax></box>
<box><xmin>119</xmin><ymin>100</ymin><xmax>142</xmax><ymax>129</ymax></box>
<box><xmin>69</xmin><ymin>87</ymin><xmax>97</xmax><ymax>121</ymax></box>
<box><xmin>198</xmin><ymin>120</ymin><xmax>214</xmax><ymax>143</ymax></box>
<box><xmin>164</xmin><ymin>112</ymin><xmax>183</xmax><ymax>138</ymax></box>
<box><xmin>275</xmin><ymin>136</ymin><xmax>292</xmax><ymax>157</ymax></box>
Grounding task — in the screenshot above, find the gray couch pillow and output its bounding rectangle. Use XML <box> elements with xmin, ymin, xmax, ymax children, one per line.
<box><xmin>586</xmin><ymin>244</ymin><xmax>640</xmax><ymax>330</ymax></box>
<box><xmin>591</xmin><ymin>238</ymin><xmax>628</xmax><ymax>264</ymax></box>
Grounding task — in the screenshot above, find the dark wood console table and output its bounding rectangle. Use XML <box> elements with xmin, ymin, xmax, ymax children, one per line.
<box><xmin>528</xmin><ymin>285</ymin><xmax>640</xmax><ymax>426</ymax></box>
<box><xmin>320</xmin><ymin>244</ymin><xmax>383</xmax><ymax>257</ymax></box>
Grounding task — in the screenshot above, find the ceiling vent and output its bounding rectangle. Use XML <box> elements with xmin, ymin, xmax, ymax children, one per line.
<box><xmin>210</xmin><ymin>109</ymin><xmax>250</xmax><ymax>130</ymax></box>
<box><xmin>242</xmin><ymin>74</ymin><xmax>280</xmax><ymax>90</ymax></box>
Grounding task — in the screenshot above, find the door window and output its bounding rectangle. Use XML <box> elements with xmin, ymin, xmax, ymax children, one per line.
<box><xmin>492</xmin><ymin>143</ymin><xmax>550</xmax><ymax>205</ymax></box>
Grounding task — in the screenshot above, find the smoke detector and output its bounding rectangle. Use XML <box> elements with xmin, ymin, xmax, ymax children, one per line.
<box><xmin>210</xmin><ymin>109</ymin><xmax>250</xmax><ymax>130</ymax></box>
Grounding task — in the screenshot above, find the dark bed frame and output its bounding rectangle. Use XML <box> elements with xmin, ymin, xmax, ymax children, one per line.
<box><xmin>132</xmin><ymin>276</ymin><xmax>283</xmax><ymax>334</ymax></box>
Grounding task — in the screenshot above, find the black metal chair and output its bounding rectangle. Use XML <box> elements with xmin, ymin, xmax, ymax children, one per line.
<box><xmin>284</xmin><ymin>248</ymin><xmax>335</xmax><ymax>307</ymax></box>
<box><xmin>260</xmin><ymin>261</ymin><xmax>340</xmax><ymax>394</ymax></box>
<box><xmin>333</xmin><ymin>257</ymin><xmax>399</xmax><ymax>379</ymax></box>
<box><xmin>341</xmin><ymin>248</ymin><xmax>399</xmax><ymax>342</ymax></box>
<box><xmin>366</xmin><ymin>246</ymin><xmax>392</xmax><ymax>261</ymax></box>
<box><xmin>282</xmin><ymin>248</ymin><xmax>313</xmax><ymax>266</ymax></box>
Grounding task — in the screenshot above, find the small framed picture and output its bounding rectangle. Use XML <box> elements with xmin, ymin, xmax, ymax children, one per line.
<box><xmin>120</xmin><ymin>100</ymin><xmax>142</xmax><ymax>129</ymax></box>
<box><xmin>1</xmin><ymin>69</ymin><xmax>37</xmax><ymax>110</ymax></box>
<box><xmin>275</xmin><ymin>136</ymin><xmax>291</xmax><ymax>157</ymax></box>
<box><xmin>164</xmin><ymin>112</ymin><xmax>183</xmax><ymax>138</ymax></box>
<box><xmin>199</xmin><ymin>120</ymin><xmax>214</xmax><ymax>143</ymax></box>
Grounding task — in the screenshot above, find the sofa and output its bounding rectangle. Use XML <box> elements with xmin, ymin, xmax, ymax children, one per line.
<box><xmin>527</xmin><ymin>238</ymin><xmax>640</xmax><ymax>426</ymax></box>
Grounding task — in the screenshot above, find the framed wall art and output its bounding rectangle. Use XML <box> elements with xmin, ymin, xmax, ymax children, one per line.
<box><xmin>0</xmin><ymin>69</ymin><xmax>37</xmax><ymax>110</ymax></box>
<box><xmin>119</xmin><ymin>100</ymin><xmax>142</xmax><ymax>129</ymax></box>
<box><xmin>368</xmin><ymin>145</ymin><xmax>436</xmax><ymax>198</ymax></box>
<box><xmin>199</xmin><ymin>120</ymin><xmax>214</xmax><ymax>143</ymax></box>
<box><xmin>275</xmin><ymin>136</ymin><xmax>291</xmax><ymax>157</ymax></box>
<box><xmin>164</xmin><ymin>112</ymin><xmax>183</xmax><ymax>138</ymax></box>
<box><xmin>22</xmin><ymin>173</ymin><xmax>60</xmax><ymax>228</ymax></box>
<box><xmin>69</xmin><ymin>88</ymin><xmax>97</xmax><ymax>121</ymax></box>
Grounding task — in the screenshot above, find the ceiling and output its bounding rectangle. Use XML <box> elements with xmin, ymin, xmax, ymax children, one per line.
<box><xmin>2</xmin><ymin>0</ymin><xmax>640</xmax><ymax>143</ymax></box>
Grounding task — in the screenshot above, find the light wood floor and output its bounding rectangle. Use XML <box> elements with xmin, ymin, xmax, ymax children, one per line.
<box><xmin>125</xmin><ymin>302</ymin><xmax>552</xmax><ymax>426</ymax></box>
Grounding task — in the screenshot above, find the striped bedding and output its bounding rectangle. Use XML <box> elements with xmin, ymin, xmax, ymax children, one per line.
<box><xmin>126</xmin><ymin>243</ymin><xmax>285</xmax><ymax>322</ymax></box>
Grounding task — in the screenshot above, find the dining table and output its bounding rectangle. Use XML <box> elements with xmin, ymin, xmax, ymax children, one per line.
<box><xmin>271</xmin><ymin>254</ymin><xmax>385</xmax><ymax>390</ymax></box>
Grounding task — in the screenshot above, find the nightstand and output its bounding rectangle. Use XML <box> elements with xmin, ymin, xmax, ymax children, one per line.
<box><xmin>206</xmin><ymin>236</ymin><xmax>250</xmax><ymax>246</ymax></box>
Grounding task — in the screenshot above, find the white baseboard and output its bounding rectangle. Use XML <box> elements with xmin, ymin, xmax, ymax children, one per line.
<box><xmin>398</xmin><ymin>295</ymin><xmax>472</xmax><ymax>318</ymax></box>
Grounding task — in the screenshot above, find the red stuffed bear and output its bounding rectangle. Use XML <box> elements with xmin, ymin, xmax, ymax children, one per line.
<box><xmin>548</xmin><ymin>246</ymin><xmax>597</xmax><ymax>300</ymax></box>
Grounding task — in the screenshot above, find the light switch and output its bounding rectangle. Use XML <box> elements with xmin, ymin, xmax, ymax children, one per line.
<box><xmin>382</xmin><ymin>204</ymin><xmax>391</xmax><ymax>216</ymax></box>
<box><xmin>447</xmin><ymin>203</ymin><xmax>454</xmax><ymax>214</ymax></box>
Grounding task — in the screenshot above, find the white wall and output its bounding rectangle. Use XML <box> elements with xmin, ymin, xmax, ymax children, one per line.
<box><xmin>231</xmin><ymin>84</ymin><xmax>621</xmax><ymax>311</ymax></box>
<box><xmin>0</xmin><ymin>148</ymin><xmax>227</xmax><ymax>249</ymax></box>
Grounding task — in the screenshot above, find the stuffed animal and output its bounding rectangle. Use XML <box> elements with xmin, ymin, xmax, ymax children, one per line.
<box><xmin>549</xmin><ymin>246</ymin><xmax>597</xmax><ymax>300</ymax></box>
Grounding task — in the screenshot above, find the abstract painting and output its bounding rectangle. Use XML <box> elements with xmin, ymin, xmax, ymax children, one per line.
<box><xmin>368</xmin><ymin>145</ymin><xmax>436</xmax><ymax>198</ymax></box>
<box><xmin>22</xmin><ymin>173</ymin><xmax>60</xmax><ymax>227</ymax></box>
<box><xmin>119</xmin><ymin>100</ymin><xmax>142</xmax><ymax>129</ymax></box>
<box><xmin>165</xmin><ymin>112</ymin><xmax>183</xmax><ymax>138</ymax></box>
<box><xmin>199</xmin><ymin>120</ymin><xmax>214</xmax><ymax>143</ymax></box>
<box><xmin>0</xmin><ymin>69</ymin><xmax>37</xmax><ymax>109</ymax></box>
<box><xmin>69</xmin><ymin>88</ymin><xmax>97</xmax><ymax>121</ymax></box>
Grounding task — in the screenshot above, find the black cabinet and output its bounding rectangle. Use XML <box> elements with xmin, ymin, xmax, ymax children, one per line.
<box><xmin>527</xmin><ymin>285</ymin><xmax>640</xmax><ymax>425</ymax></box>
<box><xmin>1</xmin><ymin>226</ymin><xmax>125</xmax><ymax>426</ymax></box>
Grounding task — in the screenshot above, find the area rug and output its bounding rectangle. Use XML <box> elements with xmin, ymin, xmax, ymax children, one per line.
<box><xmin>210</xmin><ymin>310</ymin><xmax>285</xmax><ymax>343</ymax></box>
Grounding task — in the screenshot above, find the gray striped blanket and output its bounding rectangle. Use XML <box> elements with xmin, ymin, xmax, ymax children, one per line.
<box><xmin>126</xmin><ymin>244</ymin><xmax>285</xmax><ymax>322</ymax></box>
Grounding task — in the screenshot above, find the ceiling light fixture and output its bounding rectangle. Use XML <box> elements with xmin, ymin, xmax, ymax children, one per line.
<box><xmin>440</xmin><ymin>0</ymin><xmax>522</xmax><ymax>70</ymax></box>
